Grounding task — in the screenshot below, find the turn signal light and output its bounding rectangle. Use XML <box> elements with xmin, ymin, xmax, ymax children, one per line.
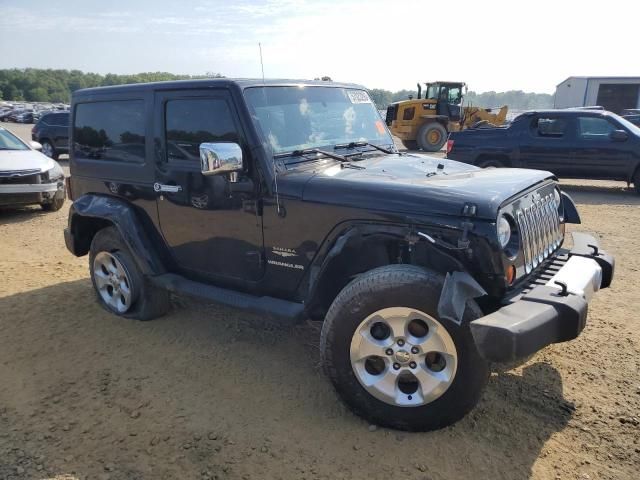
<box><xmin>506</xmin><ymin>264</ymin><xmax>516</xmax><ymax>285</ymax></box>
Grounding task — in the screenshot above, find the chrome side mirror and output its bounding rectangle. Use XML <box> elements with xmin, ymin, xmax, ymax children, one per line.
<box><xmin>199</xmin><ymin>142</ymin><xmax>243</xmax><ymax>177</ymax></box>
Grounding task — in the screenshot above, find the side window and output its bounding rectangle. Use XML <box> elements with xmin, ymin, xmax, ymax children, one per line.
<box><xmin>165</xmin><ymin>98</ymin><xmax>238</xmax><ymax>162</ymax></box>
<box><xmin>533</xmin><ymin>117</ymin><xmax>567</xmax><ymax>138</ymax></box>
<box><xmin>577</xmin><ymin>117</ymin><xmax>616</xmax><ymax>140</ymax></box>
<box><xmin>74</xmin><ymin>100</ymin><xmax>145</xmax><ymax>163</ymax></box>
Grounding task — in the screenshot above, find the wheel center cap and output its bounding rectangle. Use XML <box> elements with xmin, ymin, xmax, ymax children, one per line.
<box><xmin>395</xmin><ymin>350</ymin><xmax>411</xmax><ymax>364</ymax></box>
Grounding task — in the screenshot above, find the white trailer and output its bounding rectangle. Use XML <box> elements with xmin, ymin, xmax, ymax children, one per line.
<box><xmin>554</xmin><ymin>76</ymin><xmax>640</xmax><ymax>114</ymax></box>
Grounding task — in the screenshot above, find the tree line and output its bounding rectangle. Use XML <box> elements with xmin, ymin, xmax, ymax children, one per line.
<box><xmin>0</xmin><ymin>68</ymin><xmax>553</xmax><ymax>110</ymax></box>
<box><xmin>0</xmin><ymin>69</ymin><xmax>220</xmax><ymax>103</ymax></box>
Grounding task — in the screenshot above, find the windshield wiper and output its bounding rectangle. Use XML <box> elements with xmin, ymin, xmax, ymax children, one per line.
<box><xmin>274</xmin><ymin>148</ymin><xmax>347</xmax><ymax>162</ymax></box>
<box><xmin>334</xmin><ymin>141</ymin><xmax>398</xmax><ymax>155</ymax></box>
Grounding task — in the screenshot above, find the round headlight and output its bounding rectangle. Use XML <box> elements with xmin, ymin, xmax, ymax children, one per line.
<box><xmin>497</xmin><ymin>215</ymin><xmax>511</xmax><ymax>248</ymax></box>
<box><xmin>553</xmin><ymin>188</ymin><xmax>561</xmax><ymax>206</ymax></box>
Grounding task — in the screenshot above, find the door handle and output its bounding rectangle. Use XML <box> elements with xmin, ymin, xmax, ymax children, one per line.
<box><xmin>153</xmin><ymin>183</ymin><xmax>182</xmax><ymax>193</ymax></box>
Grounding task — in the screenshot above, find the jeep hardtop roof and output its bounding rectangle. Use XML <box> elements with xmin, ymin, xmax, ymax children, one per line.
<box><xmin>73</xmin><ymin>79</ymin><xmax>366</xmax><ymax>98</ymax></box>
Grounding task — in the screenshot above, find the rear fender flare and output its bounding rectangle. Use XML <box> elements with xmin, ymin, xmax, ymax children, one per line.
<box><xmin>68</xmin><ymin>194</ymin><xmax>166</xmax><ymax>276</ymax></box>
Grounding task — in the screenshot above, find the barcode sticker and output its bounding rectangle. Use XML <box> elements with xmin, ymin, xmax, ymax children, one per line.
<box><xmin>346</xmin><ymin>90</ymin><xmax>372</xmax><ymax>104</ymax></box>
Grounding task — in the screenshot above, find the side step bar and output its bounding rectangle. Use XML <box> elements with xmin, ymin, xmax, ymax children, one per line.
<box><xmin>150</xmin><ymin>273</ymin><xmax>305</xmax><ymax>323</ymax></box>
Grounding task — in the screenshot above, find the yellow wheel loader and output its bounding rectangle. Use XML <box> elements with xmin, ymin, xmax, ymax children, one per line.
<box><xmin>385</xmin><ymin>82</ymin><xmax>508</xmax><ymax>151</ymax></box>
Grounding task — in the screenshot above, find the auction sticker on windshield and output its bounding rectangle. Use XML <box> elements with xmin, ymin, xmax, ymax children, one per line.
<box><xmin>346</xmin><ymin>90</ymin><xmax>372</xmax><ymax>104</ymax></box>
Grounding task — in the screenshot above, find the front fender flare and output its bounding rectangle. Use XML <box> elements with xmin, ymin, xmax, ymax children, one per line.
<box><xmin>67</xmin><ymin>194</ymin><xmax>166</xmax><ymax>276</ymax></box>
<box><xmin>561</xmin><ymin>191</ymin><xmax>581</xmax><ymax>224</ymax></box>
<box><xmin>302</xmin><ymin>222</ymin><xmax>469</xmax><ymax>316</ymax></box>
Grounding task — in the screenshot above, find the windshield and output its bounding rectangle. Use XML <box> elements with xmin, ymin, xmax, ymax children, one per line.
<box><xmin>0</xmin><ymin>129</ymin><xmax>29</xmax><ymax>150</ymax></box>
<box><xmin>244</xmin><ymin>86</ymin><xmax>393</xmax><ymax>155</ymax></box>
<box><xmin>614</xmin><ymin>113</ymin><xmax>640</xmax><ymax>136</ymax></box>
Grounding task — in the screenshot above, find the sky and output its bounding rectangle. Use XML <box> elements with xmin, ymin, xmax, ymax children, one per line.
<box><xmin>0</xmin><ymin>0</ymin><xmax>637</xmax><ymax>94</ymax></box>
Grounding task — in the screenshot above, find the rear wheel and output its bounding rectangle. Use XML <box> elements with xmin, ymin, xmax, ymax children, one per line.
<box><xmin>320</xmin><ymin>265</ymin><xmax>489</xmax><ymax>431</ymax></box>
<box><xmin>400</xmin><ymin>140</ymin><xmax>418</xmax><ymax>151</ymax></box>
<box><xmin>89</xmin><ymin>226</ymin><xmax>170</xmax><ymax>320</ymax></box>
<box><xmin>476</xmin><ymin>158</ymin><xmax>505</xmax><ymax>168</ymax></box>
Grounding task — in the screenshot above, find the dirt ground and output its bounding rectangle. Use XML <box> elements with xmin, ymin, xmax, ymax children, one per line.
<box><xmin>1</xmin><ymin>122</ymin><xmax>639</xmax><ymax>480</ymax></box>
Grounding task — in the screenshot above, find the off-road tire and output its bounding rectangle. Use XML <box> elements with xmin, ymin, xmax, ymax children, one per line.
<box><xmin>89</xmin><ymin>226</ymin><xmax>170</xmax><ymax>321</ymax></box>
<box><xmin>41</xmin><ymin>195</ymin><xmax>65</xmax><ymax>212</ymax></box>
<box><xmin>400</xmin><ymin>140</ymin><xmax>418</xmax><ymax>151</ymax></box>
<box><xmin>417</xmin><ymin>122</ymin><xmax>447</xmax><ymax>152</ymax></box>
<box><xmin>320</xmin><ymin>264</ymin><xmax>489</xmax><ymax>431</ymax></box>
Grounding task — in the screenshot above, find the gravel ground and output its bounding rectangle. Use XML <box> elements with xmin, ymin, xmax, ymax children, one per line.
<box><xmin>0</xmin><ymin>122</ymin><xmax>639</xmax><ymax>480</ymax></box>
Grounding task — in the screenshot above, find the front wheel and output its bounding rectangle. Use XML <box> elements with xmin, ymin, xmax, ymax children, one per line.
<box><xmin>320</xmin><ymin>265</ymin><xmax>489</xmax><ymax>431</ymax></box>
<box><xmin>417</xmin><ymin>123</ymin><xmax>447</xmax><ymax>152</ymax></box>
<box><xmin>41</xmin><ymin>196</ymin><xmax>64</xmax><ymax>212</ymax></box>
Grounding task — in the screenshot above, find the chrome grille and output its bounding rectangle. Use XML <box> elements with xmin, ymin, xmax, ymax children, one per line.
<box><xmin>516</xmin><ymin>194</ymin><xmax>563</xmax><ymax>274</ymax></box>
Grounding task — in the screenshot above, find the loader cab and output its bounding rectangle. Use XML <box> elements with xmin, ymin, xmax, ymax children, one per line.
<box><xmin>423</xmin><ymin>82</ymin><xmax>466</xmax><ymax>122</ymax></box>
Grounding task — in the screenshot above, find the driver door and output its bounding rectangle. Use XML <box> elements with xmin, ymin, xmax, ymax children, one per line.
<box><xmin>153</xmin><ymin>89</ymin><xmax>264</xmax><ymax>283</ymax></box>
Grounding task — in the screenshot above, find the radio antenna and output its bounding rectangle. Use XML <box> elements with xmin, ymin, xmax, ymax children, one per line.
<box><xmin>259</xmin><ymin>42</ymin><xmax>281</xmax><ymax>215</ymax></box>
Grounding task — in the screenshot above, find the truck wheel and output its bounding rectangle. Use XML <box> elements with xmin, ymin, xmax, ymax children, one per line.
<box><xmin>89</xmin><ymin>226</ymin><xmax>170</xmax><ymax>321</ymax></box>
<box><xmin>477</xmin><ymin>158</ymin><xmax>504</xmax><ymax>168</ymax></box>
<box><xmin>320</xmin><ymin>265</ymin><xmax>489</xmax><ymax>431</ymax></box>
<box><xmin>634</xmin><ymin>170</ymin><xmax>640</xmax><ymax>195</ymax></box>
<box><xmin>417</xmin><ymin>123</ymin><xmax>447</xmax><ymax>152</ymax></box>
<box><xmin>400</xmin><ymin>140</ymin><xmax>418</xmax><ymax>151</ymax></box>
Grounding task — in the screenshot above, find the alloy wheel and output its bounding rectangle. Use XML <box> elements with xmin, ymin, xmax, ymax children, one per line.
<box><xmin>349</xmin><ymin>307</ymin><xmax>457</xmax><ymax>407</ymax></box>
<box><xmin>93</xmin><ymin>251</ymin><xmax>135</xmax><ymax>313</ymax></box>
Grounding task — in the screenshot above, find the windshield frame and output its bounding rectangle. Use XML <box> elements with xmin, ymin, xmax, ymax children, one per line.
<box><xmin>0</xmin><ymin>128</ymin><xmax>30</xmax><ymax>151</ymax></box>
<box><xmin>613</xmin><ymin>112</ymin><xmax>640</xmax><ymax>136</ymax></box>
<box><xmin>243</xmin><ymin>85</ymin><xmax>395</xmax><ymax>163</ymax></box>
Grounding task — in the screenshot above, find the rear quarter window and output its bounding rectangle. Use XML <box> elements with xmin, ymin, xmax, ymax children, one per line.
<box><xmin>73</xmin><ymin>100</ymin><xmax>145</xmax><ymax>163</ymax></box>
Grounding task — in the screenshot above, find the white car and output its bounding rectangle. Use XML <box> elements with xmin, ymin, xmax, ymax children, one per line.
<box><xmin>0</xmin><ymin>126</ymin><xmax>65</xmax><ymax>211</ymax></box>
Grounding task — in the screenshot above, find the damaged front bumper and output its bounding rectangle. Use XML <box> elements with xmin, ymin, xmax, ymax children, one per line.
<box><xmin>0</xmin><ymin>181</ymin><xmax>64</xmax><ymax>207</ymax></box>
<box><xmin>470</xmin><ymin>232</ymin><xmax>614</xmax><ymax>363</ymax></box>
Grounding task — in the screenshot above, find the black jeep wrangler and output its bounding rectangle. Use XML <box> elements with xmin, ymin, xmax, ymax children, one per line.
<box><xmin>64</xmin><ymin>79</ymin><xmax>614</xmax><ymax>431</ymax></box>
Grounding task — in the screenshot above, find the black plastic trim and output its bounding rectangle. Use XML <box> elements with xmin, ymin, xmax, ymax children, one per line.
<box><xmin>470</xmin><ymin>285</ymin><xmax>587</xmax><ymax>362</ymax></box>
<box><xmin>151</xmin><ymin>273</ymin><xmax>305</xmax><ymax>323</ymax></box>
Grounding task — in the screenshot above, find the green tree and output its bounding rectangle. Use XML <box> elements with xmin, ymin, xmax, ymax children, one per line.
<box><xmin>26</xmin><ymin>87</ymin><xmax>50</xmax><ymax>102</ymax></box>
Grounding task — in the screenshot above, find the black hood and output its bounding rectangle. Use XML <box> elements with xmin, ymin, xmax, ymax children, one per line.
<box><xmin>300</xmin><ymin>153</ymin><xmax>554</xmax><ymax>219</ymax></box>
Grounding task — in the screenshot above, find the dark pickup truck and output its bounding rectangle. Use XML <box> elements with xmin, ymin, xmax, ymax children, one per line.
<box><xmin>447</xmin><ymin>109</ymin><xmax>640</xmax><ymax>194</ymax></box>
